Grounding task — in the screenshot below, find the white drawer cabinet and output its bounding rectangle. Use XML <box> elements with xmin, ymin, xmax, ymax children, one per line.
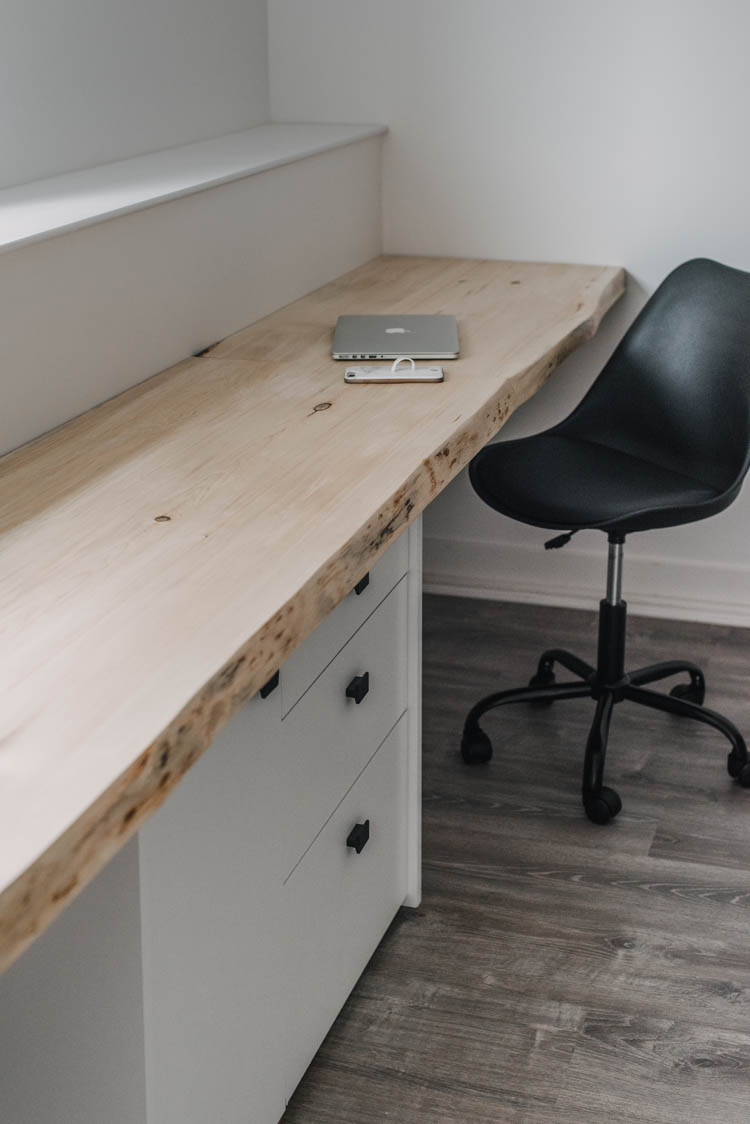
<box><xmin>0</xmin><ymin>520</ymin><xmax>421</xmax><ymax>1124</ymax></box>
<box><xmin>142</xmin><ymin>521</ymin><xmax>421</xmax><ymax>1123</ymax></box>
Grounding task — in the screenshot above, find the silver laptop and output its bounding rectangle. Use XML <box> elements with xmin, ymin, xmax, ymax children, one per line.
<box><xmin>332</xmin><ymin>314</ymin><xmax>459</xmax><ymax>360</ymax></box>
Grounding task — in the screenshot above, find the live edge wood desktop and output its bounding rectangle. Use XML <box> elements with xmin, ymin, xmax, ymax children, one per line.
<box><xmin>0</xmin><ymin>256</ymin><xmax>624</xmax><ymax>1122</ymax></box>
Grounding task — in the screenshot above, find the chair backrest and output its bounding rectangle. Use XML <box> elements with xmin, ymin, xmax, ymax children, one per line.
<box><xmin>562</xmin><ymin>258</ymin><xmax>750</xmax><ymax>494</ymax></box>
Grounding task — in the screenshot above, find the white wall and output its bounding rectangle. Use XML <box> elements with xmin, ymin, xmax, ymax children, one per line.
<box><xmin>1</xmin><ymin>0</ymin><xmax>268</xmax><ymax>189</ymax></box>
<box><xmin>0</xmin><ymin>137</ymin><xmax>383</xmax><ymax>456</ymax></box>
<box><xmin>0</xmin><ymin>1</ymin><xmax>385</xmax><ymax>457</ymax></box>
<box><xmin>269</xmin><ymin>0</ymin><xmax>750</xmax><ymax>623</ymax></box>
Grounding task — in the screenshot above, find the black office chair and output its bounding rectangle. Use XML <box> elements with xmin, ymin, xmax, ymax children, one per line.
<box><xmin>461</xmin><ymin>258</ymin><xmax>750</xmax><ymax>824</ymax></box>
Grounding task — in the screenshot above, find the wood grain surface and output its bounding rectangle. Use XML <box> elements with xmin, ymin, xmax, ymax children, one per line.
<box><xmin>284</xmin><ymin>596</ymin><xmax>750</xmax><ymax>1124</ymax></box>
<box><xmin>0</xmin><ymin>256</ymin><xmax>623</xmax><ymax>974</ymax></box>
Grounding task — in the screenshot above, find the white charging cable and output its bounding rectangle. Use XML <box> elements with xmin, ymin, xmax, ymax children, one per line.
<box><xmin>391</xmin><ymin>356</ymin><xmax>416</xmax><ymax>374</ymax></box>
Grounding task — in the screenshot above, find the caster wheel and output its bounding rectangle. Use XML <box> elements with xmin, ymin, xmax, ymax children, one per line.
<box><xmin>728</xmin><ymin>752</ymin><xmax>750</xmax><ymax>786</ymax></box>
<box><xmin>528</xmin><ymin>670</ymin><xmax>555</xmax><ymax>707</ymax></box>
<box><xmin>670</xmin><ymin>680</ymin><xmax>705</xmax><ymax>706</ymax></box>
<box><xmin>583</xmin><ymin>786</ymin><xmax>622</xmax><ymax>825</ymax></box>
<box><xmin>461</xmin><ymin>725</ymin><xmax>493</xmax><ymax>765</ymax></box>
<box><xmin>727</xmin><ymin>751</ymin><xmax>743</xmax><ymax>779</ymax></box>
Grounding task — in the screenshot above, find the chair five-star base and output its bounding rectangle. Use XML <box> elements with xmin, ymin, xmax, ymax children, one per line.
<box><xmin>461</xmin><ymin>536</ymin><xmax>750</xmax><ymax>824</ymax></box>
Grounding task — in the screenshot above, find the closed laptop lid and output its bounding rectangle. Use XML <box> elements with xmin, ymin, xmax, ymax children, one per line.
<box><xmin>332</xmin><ymin>314</ymin><xmax>459</xmax><ymax>359</ymax></box>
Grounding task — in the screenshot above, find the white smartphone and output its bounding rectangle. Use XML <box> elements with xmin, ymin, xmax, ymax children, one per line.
<box><xmin>344</xmin><ymin>356</ymin><xmax>444</xmax><ymax>384</ymax></box>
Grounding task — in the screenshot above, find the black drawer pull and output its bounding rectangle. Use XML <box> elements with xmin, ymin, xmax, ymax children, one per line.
<box><xmin>346</xmin><ymin>672</ymin><xmax>370</xmax><ymax>704</ymax></box>
<box><xmin>259</xmin><ymin>670</ymin><xmax>279</xmax><ymax>699</ymax></box>
<box><xmin>346</xmin><ymin>820</ymin><xmax>370</xmax><ymax>854</ymax></box>
<box><xmin>353</xmin><ymin>572</ymin><xmax>370</xmax><ymax>596</ymax></box>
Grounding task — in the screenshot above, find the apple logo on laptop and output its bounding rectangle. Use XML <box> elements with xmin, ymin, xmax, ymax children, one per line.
<box><xmin>385</xmin><ymin>326</ymin><xmax>411</xmax><ymax>334</ymax></box>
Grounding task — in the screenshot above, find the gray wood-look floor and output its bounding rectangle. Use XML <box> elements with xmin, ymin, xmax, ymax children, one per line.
<box><xmin>284</xmin><ymin>595</ymin><xmax>750</xmax><ymax>1123</ymax></box>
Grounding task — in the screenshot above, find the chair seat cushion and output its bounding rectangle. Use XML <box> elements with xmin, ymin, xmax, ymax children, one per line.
<box><xmin>469</xmin><ymin>433</ymin><xmax>728</xmax><ymax>534</ymax></box>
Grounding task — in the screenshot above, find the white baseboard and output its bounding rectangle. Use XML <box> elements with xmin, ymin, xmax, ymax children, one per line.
<box><xmin>423</xmin><ymin>536</ymin><xmax>750</xmax><ymax>627</ymax></box>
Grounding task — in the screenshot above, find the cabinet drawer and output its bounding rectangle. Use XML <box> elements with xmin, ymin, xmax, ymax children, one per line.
<box><xmin>281</xmin><ymin>530</ymin><xmax>408</xmax><ymax>716</ymax></box>
<box><xmin>278</xmin><ymin>576</ymin><xmax>407</xmax><ymax>877</ymax></box>
<box><xmin>280</xmin><ymin>715</ymin><xmax>408</xmax><ymax>1098</ymax></box>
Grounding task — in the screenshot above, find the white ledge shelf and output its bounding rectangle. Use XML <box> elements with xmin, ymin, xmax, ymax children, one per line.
<box><xmin>0</xmin><ymin>122</ymin><xmax>387</xmax><ymax>255</ymax></box>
